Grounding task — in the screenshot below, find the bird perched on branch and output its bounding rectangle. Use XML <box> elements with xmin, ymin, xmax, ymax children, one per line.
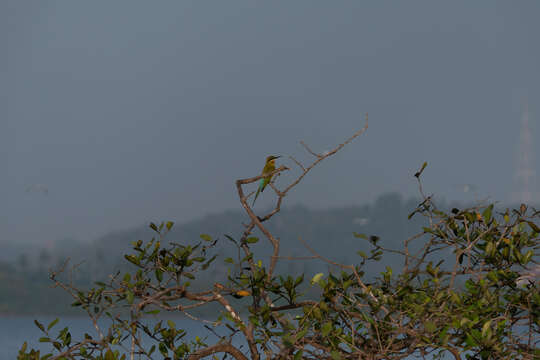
<box><xmin>252</xmin><ymin>155</ymin><xmax>281</xmax><ymax>206</ymax></box>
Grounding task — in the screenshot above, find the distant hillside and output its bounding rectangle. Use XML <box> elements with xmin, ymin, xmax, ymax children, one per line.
<box><xmin>58</xmin><ymin>192</ymin><xmax>426</xmax><ymax>280</ymax></box>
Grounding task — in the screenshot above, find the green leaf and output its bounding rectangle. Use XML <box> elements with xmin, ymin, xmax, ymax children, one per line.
<box><xmin>166</xmin><ymin>221</ymin><xmax>174</xmax><ymax>231</ymax></box>
<box><xmin>126</xmin><ymin>290</ymin><xmax>134</xmax><ymax>304</ymax></box>
<box><xmin>124</xmin><ymin>254</ymin><xmax>140</xmax><ymax>266</ymax></box>
<box><xmin>295</xmin><ymin>328</ymin><xmax>308</xmax><ymax>341</ymax></box>
<box><xmin>34</xmin><ymin>320</ymin><xmax>45</xmax><ymax>332</ymax></box>
<box><xmin>465</xmin><ymin>333</ymin><xmax>478</xmax><ymax>347</ymax></box>
<box><xmin>39</xmin><ymin>337</ymin><xmax>51</xmax><ymax>342</ymax></box>
<box><xmin>149</xmin><ymin>222</ymin><xmax>159</xmax><ymax>232</ymax></box>
<box><xmin>159</xmin><ymin>342</ymin><xmax>168</xmax><ymax>356</ymax></box>
<box><xmin>155</xmin><ymin>269</ymin><xmax>163</xmax><ymax>282</ymax></box>
<box><xmin>330</xmin><ymin>350</ymin><xmax>342</xmax><ymax>360</ymax></box>
<box><xmin>200</xmin><ymin>234</ymin><xmax>212</xmax><ymax>242</ymax></box>
<box><xmin>310</xmin><ymin>273</ymin><xmax>324</xmax><ymax>285</ymax></box>
<box><xmin>145</xmin><ymin>309</ymin><xmax>160</xmax><ymax>315</ymax></box>
<box><xmin>522</xmin><ymin>250</ymin><xmax>533</xmax><ymax>264</ymax></box>
<box><xmin>294</xmin><ymin>350</ymin><xmax>303</xmax><ymax>360</ymax></box>
<box><xmin>353</xmin><ymin>232</ymin><xmax>367</xmax><ymax>239</ymax></box>
<box><xmin>47</xmin><ymin>318</ymin><xmax>59</xmax><ymax>331</ymax></box>
<box><xmin>105</xmin><ymin>349</ymin><xmax>115</xmax><ymax>360</ymax></box>
<box><xmin>414</xmin><ymin>161</ymin><xmax>428</xmax><ymax>178</ymax></box>
<box><xmin>246</xmin><ymin>236</ymin><xmax>259</xmax><ymax>243</ymax></box>
<box><xmin>482</xmin><ymin>205</ymin><xmax>493</xmax><ymax>223</ymax></box>
<box><xmin>356</xmin><ymin>250</ymin><xmax>367</xmax><ymax>258</ymax></box>
<box><xmin>224</xmin><ymin>257</ymin><xmax>234</xmax><ymax>264</ymax></box>
<box><xmin>485</xmin><ymin>242</ymin><xmax>494</xmax><ymax>257</ymax></box>
<box><xmin>481</xmin><ymin>320</ymin><xmax>492</xmax><ymax>338</ymax></box>
<box><xmin>424</xmin><ymin>321</ymin><xmax>436</xmax><ymax>333</ymax></box>
<box><xmin>167</xmin><ymin>320</ymin><xmax>176</xmax><ymax>329</ymax></box>
<box><xmin>321</xmin><ymin>321</ymin><xmax>333</xmax><ymax>337</ymax></box>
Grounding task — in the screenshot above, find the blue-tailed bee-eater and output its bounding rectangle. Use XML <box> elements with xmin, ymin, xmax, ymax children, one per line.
<box><xmin>252</xmin><ymin>155</ymin><xmax>281</xmax><ymax>206</ymax></box>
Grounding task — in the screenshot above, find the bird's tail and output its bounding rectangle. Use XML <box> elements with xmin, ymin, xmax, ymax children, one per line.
<box><xmin>252</xmin><ymin>179</ymin><xmax>263</xmax><ymax>206</ymax></box>
<box><xmin>252</xmin><ymin>187</ymin><xmax>261</xmax><ymax>206</ymax></box>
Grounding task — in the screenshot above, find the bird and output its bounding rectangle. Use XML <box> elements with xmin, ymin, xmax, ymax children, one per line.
<box><xmin>252</xmin><ymin>155</ymin><xmax>281</xmax><ymax>206</ymax></box>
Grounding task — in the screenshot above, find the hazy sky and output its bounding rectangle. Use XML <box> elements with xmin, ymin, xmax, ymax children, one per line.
<box><xmin>2</xmin><ymin>1</ymin><xmax>539</xmax><ymax>245</ymax></box>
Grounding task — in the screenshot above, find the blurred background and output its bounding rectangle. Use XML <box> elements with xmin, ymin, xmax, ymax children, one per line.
<box><xmin>1</xmin><ymin>1</ymin><xmax>539</xmax><ymax>314</ymax></box>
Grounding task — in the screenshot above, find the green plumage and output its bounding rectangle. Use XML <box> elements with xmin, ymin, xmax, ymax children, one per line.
<box><xmin>252</xmin><ymin>155</ymin><xmax>280</xmax><ymax>206</ymax></box>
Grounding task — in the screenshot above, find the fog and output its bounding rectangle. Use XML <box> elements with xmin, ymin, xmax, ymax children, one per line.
<box><xmin>2</xmin><ymin>1</ymin><xmax>539</xmax><ymax>245</ymax></box>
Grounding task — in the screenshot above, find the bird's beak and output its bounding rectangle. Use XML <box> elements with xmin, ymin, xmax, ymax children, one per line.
<box><xmin>273</xmin><ymin>156</ymin><xmax>282</xmax><ymax>160</ymax></box>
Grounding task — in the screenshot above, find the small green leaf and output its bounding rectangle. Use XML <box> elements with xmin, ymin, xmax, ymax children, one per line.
<box><xmin>414</xmin><ymin>161</ymin><xmax>428</xmax><ymax>178</ymax></box>
<box><xmin>149</xmin><ymin>222</ymin><xmax>159</xmax><ymax>232</ymax></box>
<box><xmin>424</xmin><ymin>321</ymin><xmax>436</xmax><ymax>333</ymax></box>
<box><xmin>124</xmin><ymin>254</ymin><xmax>140</xmax><ymax>266</ymax></box>
<box><xmin>465</xmin><ymin>333</ymin><xmax>478</xmax><ymax>347</ymax></box>
<box><xmin>246</xmin><ymin>237</ymin><xmax>259</xmax><ymax>243</ymax></box>
<box><xmin>310</xmin><ymin>273</ymin><xmax>324</xmax><ymax>285</ymax></box>
<box><xmin>155</xmin><ymin>269</ymin><xmax>163</xmax><ymax>282</ymax></box>
<box><xmin>47</xmin><ymin>318</ymin><xmax>59</xmax><ymax>331</ymax></box>
<box><xmin>224</xmin><ymin>257</ymin><xmax>234</xmax><ymax>264</ymax></box>
<box><xmin>321</xmin><ymin>321</ymin><xmax>333</xmax><ymax>337</ymax></box>
<box><xmin>105</xmin><ymin>349</ymin><xmax>115</xmax><ymax>360</ymax></box>
<box><xmin>166</xmin><ymin>221</ymin><xmax>174</xmax><ymax>231</ymax></box>
<box><xmin>481</xmin><ymin>320</ymin><xmax>492</xmax><ymax>338</ymax></box>
<box><xmin>159</xmin><ymin>342</ymin><xmax>168</xmax><ymax>356</ymax></box>
<box><xmin>167</xmin><ymin>320</ymin><xmax>176</xmax><ymax>329</ymax></box>
<box><xmin>39</xmin><ymin>337</ymin><xmax>51</xmax><ymax>343</ymax></box>
<box><xmin>126</xmin><ymin>290</ymin><xmax>134</xmax><ymax>304</ymax></box>
<box><xmin>34</xmin><ymin>320</ymin><xmax>45</xmax><ymax>332</ymax></box>
<box><xmin>356</xmin><ymin>250</ymin><xmax>367</xmax><ymax>258</ymax></box>
<box><xmin>522</xmin><ymin>250</ymin><xmax>533</xmax><ymax>264</ymax></box>
<box><xmin>485</xmin><ymin>242</ymin><xmax>494</xmax><ymax>257</ymax></box>
<box><xmin>482</xmin><ymin>205</ymin><xmax>493</xmax><ymax>223</ymax></box>
<box><xmin>200</xmin><ymin>234</ymin><xmax>212</xmax><ymax>241</ymax></box>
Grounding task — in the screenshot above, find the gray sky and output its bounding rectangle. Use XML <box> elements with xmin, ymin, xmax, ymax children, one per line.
<box><xmin>2</xmin><ymin>1</ymin><xmax>539</xmax><ymax>245</ymax></box>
